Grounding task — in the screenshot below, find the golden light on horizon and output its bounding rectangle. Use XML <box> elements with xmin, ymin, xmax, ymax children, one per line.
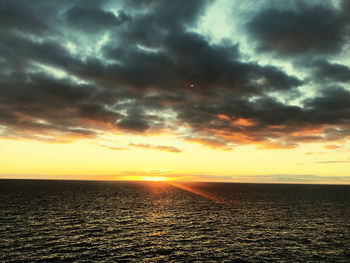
<box><xmin>1</xmin><ymin>136</ymin><xmax>350</xmax><ymax>184</ymax></box>
<box><xmin>143</xmin><ymin>176</ymin><xmax>168</xmax><ymax>182</ymax></box>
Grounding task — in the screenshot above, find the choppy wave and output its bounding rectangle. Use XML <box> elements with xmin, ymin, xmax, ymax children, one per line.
<box><xmin>0</xmin><ymin>180</ymin><xmax>349</xmax><ymax>262</ymax></box>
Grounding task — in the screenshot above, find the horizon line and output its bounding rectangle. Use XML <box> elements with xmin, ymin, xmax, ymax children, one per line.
<box><xmin>1</xmin><ymin>177</ymin><xmax>350</xmax><ymax>186</ymax></box>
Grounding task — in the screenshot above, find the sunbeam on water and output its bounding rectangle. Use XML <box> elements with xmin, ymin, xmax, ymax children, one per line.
<box><xmin>167</xmin><ymin>181</ymin><xmax>235</xmax><ymax>208</ymax></box>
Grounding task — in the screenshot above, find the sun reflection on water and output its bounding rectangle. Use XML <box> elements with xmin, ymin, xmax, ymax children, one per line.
<box><xmin>167</xmin><ymin>182</ymin><xmax>233</xmax><ymax>207</ymax></box>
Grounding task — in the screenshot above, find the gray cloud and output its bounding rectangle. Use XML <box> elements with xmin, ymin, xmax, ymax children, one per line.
<box><xmin>247</xmin><ymin>4</ymin><xmax>349</xmax><ymax>56</ymax></box>
<box><xmin>310</xmin><ymin>60</ymin><xmax>350</xmax><ymax>83</ymax></box>
<box><xmin>117</xmin><ymin>118</ymin><xmax>150</xmax><ymax>132</ymax></box>
<box><xmin>0</xmin><ymin>0</ymin><xmax>349</xmax><ymax>148</ymax></box>
<box><xmin>65</xmin><ymin>6</ymin><xmax>130</xmax><ymax>33</ymax></box>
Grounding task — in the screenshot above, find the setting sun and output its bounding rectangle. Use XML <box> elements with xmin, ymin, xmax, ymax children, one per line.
<box><xmin>143</xmin><ymin>176</ymin><xmax>168</xmax><ymax>182</ymax></box>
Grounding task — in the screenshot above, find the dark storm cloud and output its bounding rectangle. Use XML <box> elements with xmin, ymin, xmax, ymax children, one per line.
<box><xmin>173</xmin><ymin>86</ymin><xmax>350</xmax><ymax>148</ymax></box>
<box><xmin>304</xmin><ymin>87</ymin><xmax>350</xmax><ymax>124</ymax></box>
<box><xmin>102</xmin><ymin>0</ymin><xmax>302</xmax><ymax>96</ymax></box>
<box><xmin>310</xmin><ymin>60</ymin><xmax>350</xmax><ymax>83</ymax></box>
<box><xmin>116</xmin><ymin>118</ymin><xmax>150</xmax><ymax>132</ymax></box>
<box><xmin>65</xmin><ymin>6</ymin><xmax>130</xmax><ymax>32</ymax></box>
<box><xmin>247</xmin><ymin>4</ymin><xmax>349</xmax><ymax>56</ymax></box>
<box><xmin>0</xmin><ymin>0</ymin><xmax>349</xmax><ymax>148</ymax></box>
<box><xmin>0</xmin><ymin>70</ymin><xmax>124</xmax><ymax>141</ymax></box>
<box><xmin>103</xmin><ymin>34</ymin><xmax>302</xmax><ymax>100</ymax></box>
<box><xmin>0</xmin><ymin>0</ymin><xmax>60</xmax><ymax>35</ymax></box>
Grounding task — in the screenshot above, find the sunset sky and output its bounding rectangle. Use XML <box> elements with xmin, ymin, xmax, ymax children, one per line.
<box><xmin>1</xmin><ymin>0</ymin><xmax>350</xmax><ymax>183</ymax></box>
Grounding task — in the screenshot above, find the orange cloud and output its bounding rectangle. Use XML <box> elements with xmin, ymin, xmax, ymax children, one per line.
<box><xmin>218</xmin><ymin>114</ymin><xmax>230</xmax><ymax>121</ymax></box>
<box><xmin>233</xmin><ymin>118</ymin><xmax>255</xmax><ymax>127</ymax></box>
<box><xmin>323</xmin><ymin>144</ymin><xmax>342</xmax><ymax>150</ymax></box>
<box><xmin>305</xmin><ymin>152</ymin><xmax>326</xmax><ymax>155</ymax></box>
<box><xmin>290</xmin><ymin>126</ymin><xmax>325</xmax><ymax>137</ymax></box>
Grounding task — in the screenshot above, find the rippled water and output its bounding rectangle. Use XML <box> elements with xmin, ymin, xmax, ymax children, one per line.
<box><xmin>0</xmin><ymin>180</ymin><xmax>349</xmax><ymax>262</ymax></box>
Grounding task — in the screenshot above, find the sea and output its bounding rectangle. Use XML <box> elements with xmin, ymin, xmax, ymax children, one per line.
<box><xmin>0</xmin><ymin>179</ymin><xmax>349</xmax><ymax>262</ymax></box>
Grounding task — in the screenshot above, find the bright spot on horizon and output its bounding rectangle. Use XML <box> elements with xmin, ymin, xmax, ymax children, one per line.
<box><xmin>143</xmin><ymin>176</ymin><xmax>168</xmax><ymax>182</ymax></box>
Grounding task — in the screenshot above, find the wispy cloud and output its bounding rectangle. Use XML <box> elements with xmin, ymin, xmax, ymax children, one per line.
<box><xmin>229</xmin><ymin>174</ymin><xmax>350</xmax><ymax>183</ymax></box>
<box><xmin>99</xmin><ymin>144</ymin><xmax>128</xmax><ymax>151</ymax></box>
<box><xmin>323</xmin><ymin>144</ymin><xmax>342</xmax><ymax>150</ymax></box>
<box><xmin>305</xmin><ymin>152</ymin><xmax>326</xmax><ymax>155</ymax></box>
<box><xmin>314</xmin><ymin>160</ymin><xmax>350</xmax><ymax>164</ymax></box>
<box><xmin>129</xmin><ymin>143</ymin><xmax>182</xmax><ymax>153</ymax></box>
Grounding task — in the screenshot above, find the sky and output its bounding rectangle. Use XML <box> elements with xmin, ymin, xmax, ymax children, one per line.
<box><xmin>1</xmin><ymin>0</ymin><xmax>350</xmax><ymax>184</ymax></box>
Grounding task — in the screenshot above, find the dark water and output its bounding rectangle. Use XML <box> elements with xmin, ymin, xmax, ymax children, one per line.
<box><xmin>0</xmin><ymin>180</ymin><xmax>349</xmax><ymax>262</ymax></box>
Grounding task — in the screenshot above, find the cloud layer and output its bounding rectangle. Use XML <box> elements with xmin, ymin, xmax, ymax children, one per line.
<box><xmin>1</xmin><ymin>0</ymin><xmax>350</xmax><ymax>149</ymax></box>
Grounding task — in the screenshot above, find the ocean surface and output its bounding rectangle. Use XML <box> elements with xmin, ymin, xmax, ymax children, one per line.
<box><xmin>0</xmin><ymin>180</ymin><xmax>349</xmax><ymax>262</ymax></box>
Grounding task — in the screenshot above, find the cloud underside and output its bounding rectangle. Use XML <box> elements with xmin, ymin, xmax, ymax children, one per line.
<box><xmin>1</xmin><ymin>0</ymin><xmax>350</xmax><ymax>149</ymax></box>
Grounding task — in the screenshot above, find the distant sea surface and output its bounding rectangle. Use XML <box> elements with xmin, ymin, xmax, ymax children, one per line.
<box><xmin>0</xmin><ymin>180</ymin><xmax>349</xmax><ymax>262</ymax></box>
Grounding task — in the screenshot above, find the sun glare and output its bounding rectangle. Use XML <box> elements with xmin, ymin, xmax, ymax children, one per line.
<box><xmin>143</xmin><ymin>176</ymin><xmax>167</xmax><ymax>182</ymax></box>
